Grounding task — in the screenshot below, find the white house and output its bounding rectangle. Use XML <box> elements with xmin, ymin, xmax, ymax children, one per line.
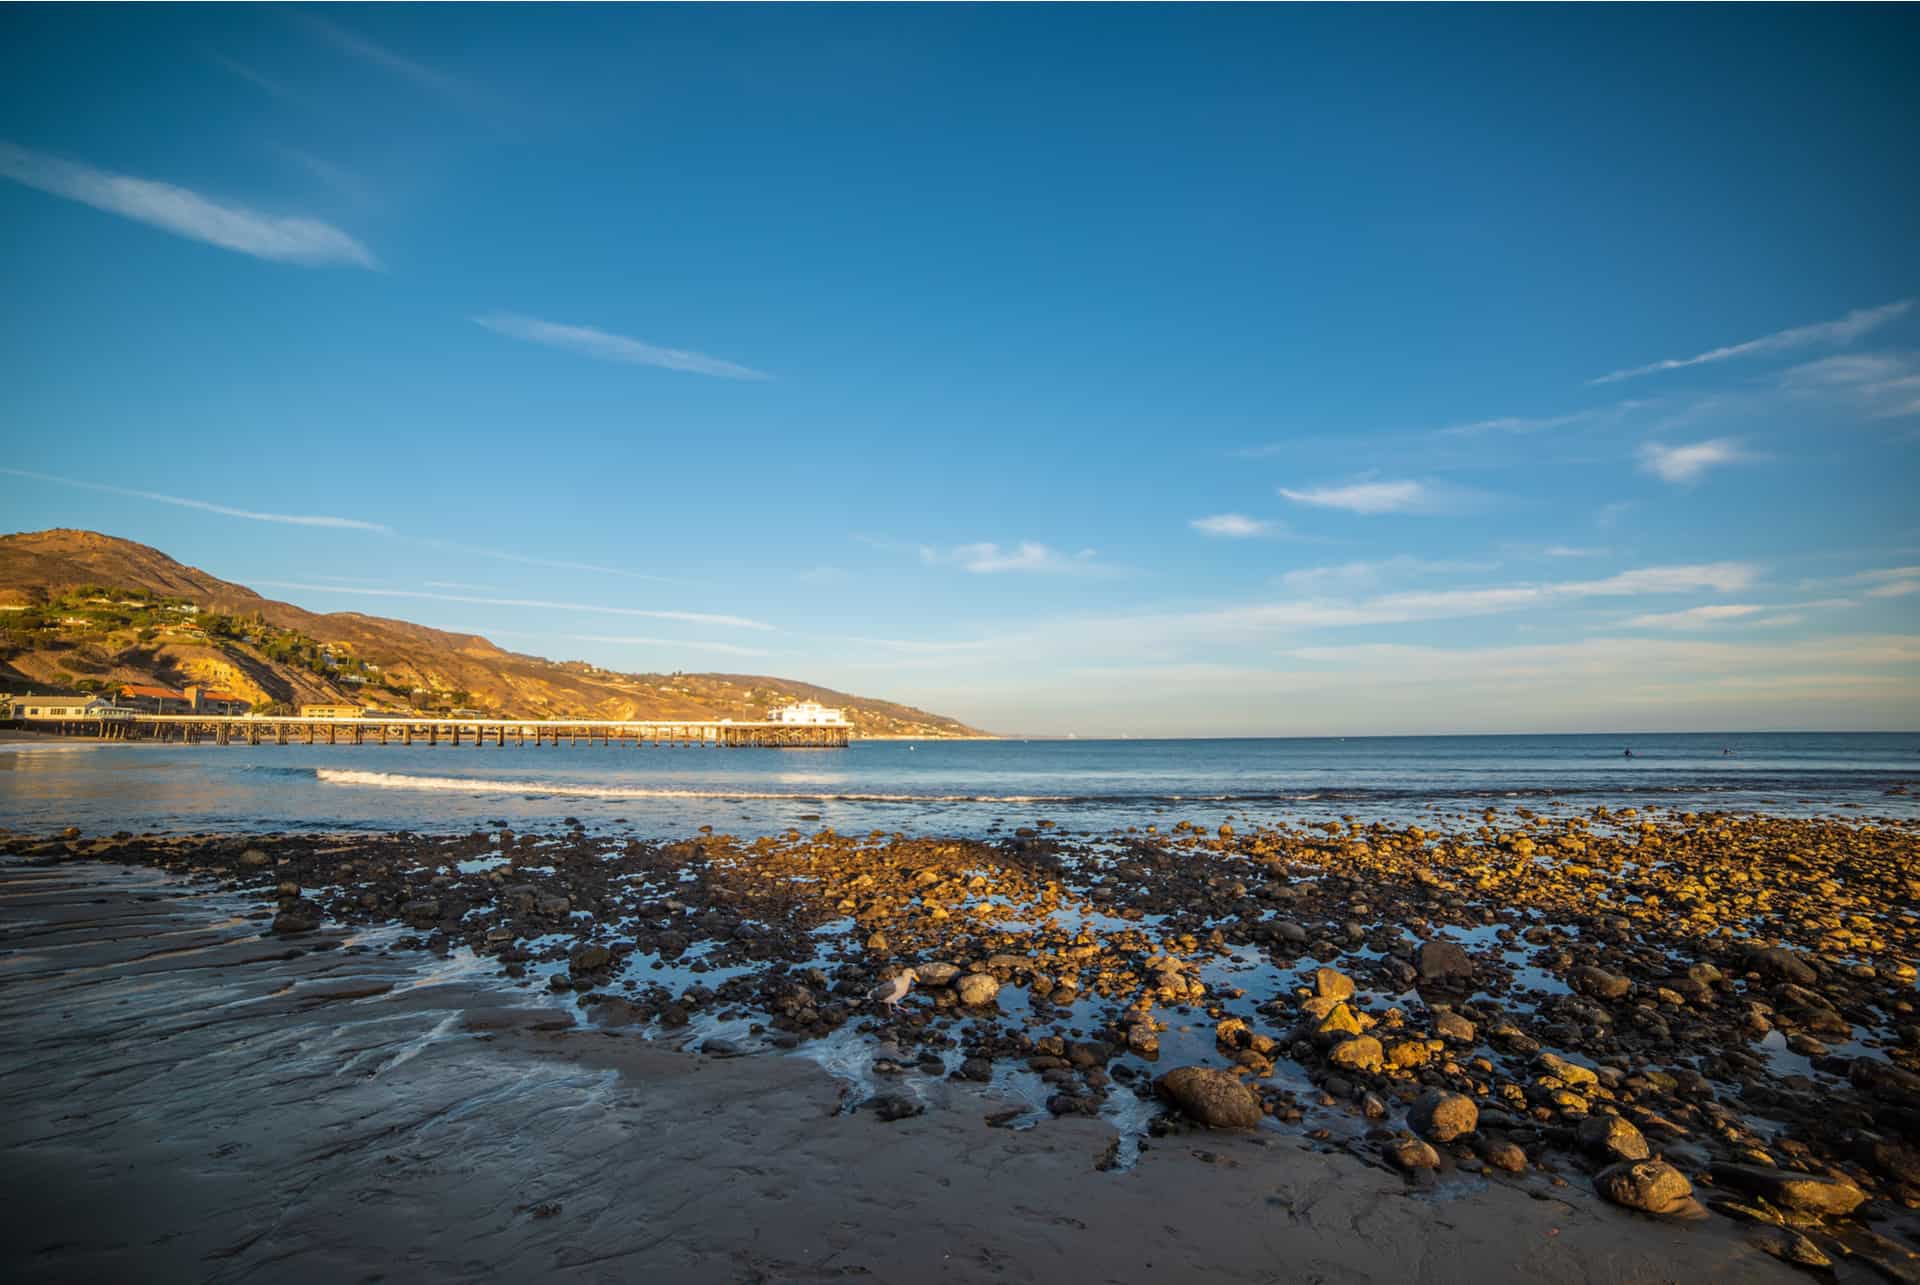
<box><xmin>11</xmin><ymin>694</ymin><xmax>132</xmax><ymax>720</ymax></box>
<box><xmin>767</xmin><ymin>700</ymin><xmax>848</xmax><ymax>726</ymax></box>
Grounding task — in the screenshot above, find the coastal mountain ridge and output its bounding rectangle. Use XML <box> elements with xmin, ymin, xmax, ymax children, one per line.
<box><xmin>0</xmin><ymin>529</ymin><xmax>989</xmax><ymax>737</ymax></box>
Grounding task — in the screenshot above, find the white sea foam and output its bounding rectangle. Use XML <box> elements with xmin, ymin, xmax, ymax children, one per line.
<box><xmin>314</xmin><ymin>767</ymin><xmax>1074</xmax><ymax>804</ymax></box>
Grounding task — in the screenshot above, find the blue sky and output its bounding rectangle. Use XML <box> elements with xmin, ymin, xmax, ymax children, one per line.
<box><xmin>2</xmin><ymin>5</ymin><xmax>1916</xmax><ymax>735</ymax></box>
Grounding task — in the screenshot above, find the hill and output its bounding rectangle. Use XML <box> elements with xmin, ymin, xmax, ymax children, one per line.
<box><xmin>0</xmin><ymin>529</ymin><xmax>990</xmax><ymax>738</ymax></box>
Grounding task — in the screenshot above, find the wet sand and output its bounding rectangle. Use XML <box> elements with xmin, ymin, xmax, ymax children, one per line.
<box><xmin>0</xmin><ymin>847</ymin><xmax>1840</xmax><ymax>1284</ymax></box>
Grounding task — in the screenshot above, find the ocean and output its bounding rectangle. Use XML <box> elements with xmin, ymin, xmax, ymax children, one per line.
<box><xmin>2</xmin><ymin>730</ymin><xmax>1916</xmax><ymax>837</ymax></box>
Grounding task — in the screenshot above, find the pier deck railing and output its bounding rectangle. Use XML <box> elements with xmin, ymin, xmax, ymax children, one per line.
<box><xmin>7</xmin><ymin>714</ymin><xmax>852</xmax><ymax>749</ymax></box>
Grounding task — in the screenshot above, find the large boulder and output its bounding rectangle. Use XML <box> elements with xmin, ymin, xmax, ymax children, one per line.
<box><xmin>1156</xmin><ymin>1067</ymin><xmax>1263</xmax><ymax>1129</ymax></box>
<box><xmin>1408</xmin><ymin>1090</ymin><xmax>1478</xmax><ymax>1143</ymax></box>
<box><xmin>915</xmin><ymin>961</ymin><xmax>961</xmax><ymax>986</ymax></box>
<box><xmin>271</xmin><ymin>899</ymin><xmax>321</xmax><ymax>934</ymax></box>
<box><xmin>1596</xmin><ymin>1160</ymin><xmax>1695</xmax><ymax>1216</ymax></box>
<box><xmin>1312</xmin><ymin>967</ymin><xmax>1355</xmax><ymax>1002</ymax></box>
<box><xmin>1386</xmin><ymin>1137</ymin><xmax>1441</xmax><ymax>1171</ymax></box>
<box><xmin>1578</xmin><ymin>1113</ymin><xmax>1651</xmax><ymax>1162</ymax></box>
<box><xmin>1708</xmin><ymin>1164</ymin><xmax>1868</xmax><ymax>1217</ymax></box>
<box><xmin>1744</xmin><ymin>946</ymin><xmax>1818</xmax><ymax>986</ymax></box>
<box><xmin>1569</xmin><ymin>965</ymin><xmax>1632</xmax><ymax>1001</ymax></box>
<box><xmin>569</xmin><ymin>944</ymin><xmax>612</xmax><ymax>973</ymax></box>
<box><xmin>1415</xmin><ymin>940</ymin><xmax>1474</xmax><ymax>986</ymax></box>
<box><xmin>954</xmin><ymin>973</ymin><xmax>1002</xmax><ymax>1006</ymax></box>
<box><xmin>1538</xmin><ymin>1051</ymin><xmax>1600</xmax><ymax>1087</ymax></box>
<box><xmin>1328</xmin><ymin>1035</ymin><xmax>1384</xmax><ymax>1074</ymax></box>
<box><xmin>1851</xmin><ymin>1058</ymin><xmax>1920</xmax><ymax>1107</ymax></box>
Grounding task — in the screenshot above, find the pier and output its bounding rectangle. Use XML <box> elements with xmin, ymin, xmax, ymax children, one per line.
<box><xmin>9</xmin><ymin>715</ymin><xmax>852</xmax><ymax>749</ymax></box>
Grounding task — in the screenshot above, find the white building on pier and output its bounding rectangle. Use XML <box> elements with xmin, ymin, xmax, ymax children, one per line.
<box><xmin>767</xmin><ymin>700</ymin><xmax>848</xmax><ymax>726</ymax></box>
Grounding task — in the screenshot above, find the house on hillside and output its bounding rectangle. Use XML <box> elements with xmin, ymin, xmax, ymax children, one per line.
<box><xmin>299</xmin><ymin>703</ymin><xmax>367</xmax><ymax>719</ymax></box>
<box><xmin>767</xmin><ymin>700</ymin><xmax>848</xmax><ymax>726</ymax></box>
<box><xmin>117</xmin><ymin>684</ymin><xmax>250</xmax><ymax>715</ymax></box>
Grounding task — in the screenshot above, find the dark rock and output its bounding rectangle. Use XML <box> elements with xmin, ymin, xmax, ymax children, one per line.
<box><xmin>569</xmin><ymin>944</ymin><xmax>612</xmax><ymax>973</ymax></box>
<box><xmin>1416</xmin><ymin>939</ymin><xmax>1474</xmax><ymax>986</ymax></box>
<box><xmin>1156</xmin><ymin>1066</ymin><xmax>1262</xmax><ymax>1129</ymax></box>
<box><xmin>270</xmin><ymin>900</ymin><xmax>321</xmax><ymax>934</ymax></box>
<box><xmin>1578</xmin><ymin>1113</ymin><xmax>1651</xmax><ymax>1162</ymax></box>
<box><xmin>1569</xmin><ymin>965</ymin><xmax>1632</xmax><ymax>1001</ymax></box>
<box><xmin>1708</xmin><ymin>1164</ymin><xmax>1867</xmax><ymax>1217</ymax></box>
<box><xmin>1745</xmin><ymin>946</ymin><xmax>1818</xmax><ymax>986</ymax></box>
<box><xmin>1408</xmin><ymin>1090</ymin><xmax>1478</xmax><ymax>1143</ymax></box>
<box><xmin>1596</xmin><ymin>1159</ymin><xmax>1695</xmax><ymax>1216</ymax></box>
<box><xmin>1387</xmin><ymin>1137</ymin><xmax>1441</xmax><ymax>1171</ymax></box>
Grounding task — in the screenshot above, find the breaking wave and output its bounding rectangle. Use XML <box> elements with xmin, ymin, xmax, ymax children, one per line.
<box><xmin>314</xmin><ymin>768</ymin><xmax>1082</xmax><ymax>804</ymax></box>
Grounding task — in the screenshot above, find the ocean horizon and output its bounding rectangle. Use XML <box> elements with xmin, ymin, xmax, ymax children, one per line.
<box><xmin>6</xmin><ymin>729</ymin><xmax>1916</xmax><ymax>838</ymax></box>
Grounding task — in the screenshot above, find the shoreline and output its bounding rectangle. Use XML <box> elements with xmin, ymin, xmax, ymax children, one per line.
<box><xmin>5</xmin><ymin>811</ymin><xmax>1920</xmax><ymax>1280</ymax></box>
<box><xmin>1</xmin><ymin>852</ymin><xmax>1801</xmax><ymax>1284</ymax></box>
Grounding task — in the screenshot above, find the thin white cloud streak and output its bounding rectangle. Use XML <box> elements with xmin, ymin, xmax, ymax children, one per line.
<box><xmin>0</xmin><ymin>141</ymin><xmax>375</xmax><ymax>267</ymax></box>
<box><xmin>0</xmin><ymin>468</ymin><xmax>392</xmax><ymax>533</ymax></box>
<box><xmin>919</xmin><ymin>541</ymin><xmax>1102</xmax><ymax>574</ymax></box>
<box><xmin>1638</xmin><ymin>438</ymin><xmax>1748</xmax><ymax>483</ymax></box>
<box><xmin>474</xmin><ymin>313</ymin><xmax>770</xmax><ymax>381</ymax></box>
<box><xmin>893</xmin><ymin>634</ymin><xmax>1920</xmax><ymax>736</ymax></box>
<box><xmin>204</xmin><ymin>49</ymin><xmax>319</xmax><ymax>111</ymax></box>
<box><xmin>1868</xmin><ymin>579</ymin><xmax>1920</xmax><ymax>599</ymax></box>
<box><xmin>421</xmin><ymin>538</ymin><xmax>677</xmax><ymax>583</ymax></box>
<box><xmin>1277</xmin><ymin>557</ymin><xmax>1500</xmax><ymax>595</ymax></box>
<box><xmin>1622</xmin><ymin>604</ymin><xmax>1768</xmax><ymax>629</ymax></box>
<box><xmin>1544</xmin><ymin>545</ymin><xmax>1607</xmax><ymax>558</ymax></box>
<box><xmin>1590</xmin><ymin>300</ymin><xmax>1913</xmax><ymax>385</ymax></box>
<box><xmin>251</xmin><ymin>581</ymin><xmax>774</xmax><ymax>631</ymax></box>
<box><xmin>1279</xmin><ymin>480</ymin><xmax>1429</xmax><ymax>515</ymax></box>
<box><xmin>565</xmin><ymin>634</ymin><xmax>771</xmax><ymax>657</ymax></box>
<box><xmin>297</xmin><ymin>13</ymin><xmax>475</xmax><ymax>104</ymax></box>
<box><xmin>1782</xmin><ymin>351</ymin><xmax>1920</xmax><ymax>420</ymax></box>
<box><xmin>1190</xmin><ymin>514</ymin><xmax>1273</xmax><ymax>538</ymax></box>
<box><xmin>1440</xmin><ymin>400</ymin><xmax>1649</xmax><ymax>437</ymax></box>
<box><xmin>836</xmin><ymin>561</ymin><xmax>1763</xmax><ymax>675</ymax></box>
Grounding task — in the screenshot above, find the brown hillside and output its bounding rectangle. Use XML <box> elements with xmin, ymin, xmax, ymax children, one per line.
<box><xmin>0</xmin><ymin>529</ymin><xmax>989</xmax><ymax>738</ymax></box>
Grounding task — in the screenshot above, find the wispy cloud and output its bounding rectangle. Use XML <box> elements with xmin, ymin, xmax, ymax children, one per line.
<box><xmin>204</xmin><ymin>49</ymin><xmax>319</xmax><ymax>111</ymax></box>
<box><xmin>919</xmin><ymin>541</ymin><xmax>1102</xmax><ymax>574</ymax></box>
<box><xmin>1590</xmin><ymin>299</ymin><xmax>1913</xmax><ymax>385</ymax></box>
<box><xmin>1278</xmin><ymin>479</ymin><xmax>1474</xmax><ymax>516</ymax></box>
<box><xmin>297</xmin><ymin>13</ymin><xmax>477</xmax><ymax>106</ymax></box>
<box><xmin>1781</xmin><ymin>350</ymin><xmax>1920</xmax><ymax>419</ymax></box>
<box><xmin>421</xmin><ymin>538</ymin><xmax>676</xmax><ymax>583</ymax></box>
<box><xmin>252</xmin><ymin>581</ymin><xmax>774</xmax><ymax>631</ymax></box>
<box><xmin>1868</xmin><ymin>578</ymin><xmax>1920</xmax><ymax>599</ymax></box>
<box><xmin>1543</xmin><ymin>545</ymin><xmax>1607</xmax><ymax>558</ymax></box>
<box><xmin>1278</xmin><ymin>556</ymin><xmax>1501</xmax><ymax>595</ymax></box>
<box><xmin>1622</xmin><ymin>603</ymin><xmax>1769</xmax><ymax>629</ymax></box>
<box><xmin>0</xmin><ymin>141</ymin><xmax>375</xmax><ymax>267</ymax></box>
<box><xmin>1637</xmin><ymin>437</ymin><xmax>1750</xmax><ymax>483</ymax></box>
<box><xmin>1440</xmin><ymin>400</ymin><xmax>1648</xmax><ymax>437</ymax></box>
<box><xmin>474</xmin><ymin>313</ymin><xmax>770</xmax><ymax>381</ymax></box>
<box><xmin>0</xmin><ymin>468</ymin><xmax>391</xmax><ymax>533</ymax></box>
<box><xmin>565</xmin><ymin>634</ymin><xmax>771</xmax><ymax>657</ymax></box>
<box><xmin>1190</xmin><ymin>513</ymin><xmax>1274</xmax><ymax>538</ymax></box>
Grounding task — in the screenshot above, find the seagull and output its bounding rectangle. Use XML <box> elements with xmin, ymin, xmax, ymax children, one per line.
<box><xmin>869</xmin><ymin>968</ymin><xmax>919</xmax><ymax>1012</ymax></box>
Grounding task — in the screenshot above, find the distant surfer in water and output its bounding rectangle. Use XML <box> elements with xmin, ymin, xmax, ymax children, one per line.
<box><xmin>1623</xmin><ymin>748</ymin><xmax>1634</xmax><ymax>758</ymax></box>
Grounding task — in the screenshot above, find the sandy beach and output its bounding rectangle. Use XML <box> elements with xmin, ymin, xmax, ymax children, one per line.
<box><xmin>1</xmin><ymin>852</ymin><xmax>1812</xmax><ymax>1284</ymax></box>
<box><xmin>5</xmin><ymin>810</ymin><xmax>1920</xmax><ymax>1282</ymax></box>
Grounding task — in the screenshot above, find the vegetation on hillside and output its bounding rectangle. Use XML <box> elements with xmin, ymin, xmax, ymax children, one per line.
<box><xmin>0</xmin><ymin>530</ymin><xmax>990</xmax><ymax>737</ymax></box>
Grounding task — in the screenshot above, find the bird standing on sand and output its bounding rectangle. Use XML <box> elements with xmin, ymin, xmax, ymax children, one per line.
<box><xmin>870</xmin><ymin>968</ymin><xmax>918</xmax><ymax>1012</ymax></box>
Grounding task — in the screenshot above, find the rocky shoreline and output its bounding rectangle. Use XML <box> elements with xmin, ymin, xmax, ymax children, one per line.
<box><xmin>7</xmin><ymin>807</ymin><xmax>1920</xmax><ymax>1280</ymax></box>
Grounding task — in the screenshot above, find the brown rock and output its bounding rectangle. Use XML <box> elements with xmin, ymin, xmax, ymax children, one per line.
<box><xmin>1156</xmin><ymin>1066</ymin><xmax>1262</xmax><ymax>1129</ymax></box>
